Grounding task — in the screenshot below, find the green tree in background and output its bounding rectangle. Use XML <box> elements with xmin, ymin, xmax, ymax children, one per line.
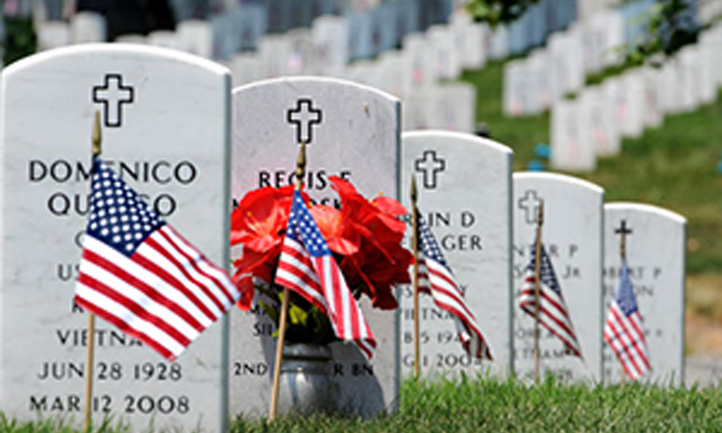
<box><xmin>3</xmin><ymin>17</ymin><xmax>37</xmax><ymax>66</ymax></box>
<box><xmin>465</xmin><ymin>0</ymin><xmax>542</xmax><ymax>27</ymax></box>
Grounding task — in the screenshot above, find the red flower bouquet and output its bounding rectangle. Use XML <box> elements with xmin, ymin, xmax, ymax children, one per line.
<box><xmin>231</xmin><ymin>176</ymin><xmax>413</xmax><ymax>345</ymax></box>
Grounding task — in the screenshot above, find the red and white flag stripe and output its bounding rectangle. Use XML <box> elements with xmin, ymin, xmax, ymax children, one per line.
<box><xmin>76</xmin><ymin>225</ymin><xmax>239</xmax><ymax>361</ymax></box>
<box><xmin>604</xmin><ymin>302</ymin><xmax>650</xmax><ymax>380</ymax></box>
<box><xmin>275</xmin><ymin>237</ymin><xmax>376</xmax><ymax>359</ymax></box>
<box><xmin>418</xmin><ymin>257</ymin><xmax>493</xmax><ymax>360</ymax></box>
<box><xmin>519</xmin><ymin>273</ymin><xmax>582</xmax><ymax>357</ymax></box>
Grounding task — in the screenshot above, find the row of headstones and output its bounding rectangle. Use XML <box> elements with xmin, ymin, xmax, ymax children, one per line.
<box><xmin>503</xmin><ymin>0</ymin><xmax>702</xmax><ymax>118</ymax></box>
<box><xmin>168</xmin><ymin>0</ymin><xmax>455</xmax><ymax>34</ymax></box>
<box><xmin>19</xmin><ymin>0</ymin><xmax>378</xmax><ymax>22</ymax></box>
<box><xmin>551</xmin><ymin>23</ymin><xmax>722</xmax><ymax>172</ymax></box>
<box><xmin>0</xmin><ymin>45</ymin><xmax>684</xmax><ymax>432</ymax></box>
<box><xmin>35</xmin><ymin>0</ymin><xmax>453</xmax><ymax>60</ymax></box>
<box><xmin>34</xmin><ymin>0</ymin><xmax>579</xmax><ymax>67</ymax></box>
<box><xmin>503</xmin><ymin>8</ymin><xmax>625</xmax><ymax>117</ymax></box>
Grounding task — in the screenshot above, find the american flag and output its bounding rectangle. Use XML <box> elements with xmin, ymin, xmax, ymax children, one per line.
<box><xmin>417</xmin><ymin>213</ymin><xmax>493</xmax><ymax>360</ymax></box>
<box><xmin>519</xmin><ymin>244</ymin><xmax>582</xmax><ymax>357</ymax></box>
<box><xmin>75</xmin><ymin>158</ymin><xmax>239</xmax><ymax>361</ymax></box>
<box><xmin>603</xmin><ymin>260</ymin><xmax>651</xmax><ymax>380</ymax></box>
<box><xmin>275</xmin><ymin>191</ymin><xmax>376</xmax><ymax>359</ymax></box>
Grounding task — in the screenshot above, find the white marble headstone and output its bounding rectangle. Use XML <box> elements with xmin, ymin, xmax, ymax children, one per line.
<box><xmin>696</xmin><ymin>43</ymin><xmax>717</xmax><ymax>106</ymax></box>
<box><xmin>286</xmin><ymin>29</ymin><xmax>316</xmax><ymax>76</ymax></box>
<box><xmin>312</xmin><ymin>16</ymin><xmax>350</xmax><ymax>76</ymax></box>
<box><xmin>561</xmin><ymin>31</ymin><xmax>585</xmax><ymax>94</ymax></box>
<box><xmin>400</xmin><ymin>131</ymin><xmax>513</xmax><ymax>378</ymax></box>
<box><xmin>503</xmin><ymin>60</ymin><xmax>526</xmax><ymax>117</ymax></box>
<box><xmin>230</xmin><ymin>77</ymin><xmax>400</xmax><ymax>418</ymax></box>
<box><xmin>527</xmin><ymin>49</ymin><xmax>550</xmax><ymax>113</ymax></box>
<box><xmin>598</xmin><ymin>80</ymin><xmax>622</xmax><ymax>157</ymax></box>
<box><xmin>37</xmin><ymin>21</ymin><xmax>70</xmax><ymax>51</ymax></box>
<box><xmin>580</xmin><ymin>86</ymin><xmax>619</xmax><ymax>158</ymax></box>
<box><xmin>547</xmin><ymin>34</ymin><xmax>570</xmax><ymax>99</ymax></box>
<box><xmin>513</xmin><ymin>172</ymin><xmax>604</xmax><ymax>382</ymax></box>
<box><xmin>700</xmin><ymin>26</ymin><xmax>722</xmax><ymax>89</ymax></box>
<box><xmin>258</xmin><ymin>35</ymin><xmax>292</xmax><ymax>79</ymax></box>
<box><xmin>402</xmin><ymin>92</ymin><xmax>431</xmax><ymax>132</ymax></box>
<box><xmin>1</xmin><ymin>44</ymin><xmax>231</xmax><ymax>432</ymax></box>
<box><xmin>228</xmin><ymin>52</ymin><xmax>263</xmax><ymax>87</ymax></box>
<box><xmin>70</xmin><ymin>11</ymin><xmax>106</xmax><ymax>44</ymax></box>
<box><xmin>401</xmin><ymin>33</ymin><xmax>433</xmax><ymax>97</ymax></box>
<box><xmin>573</xmin><ymin>21</ymin><xmax>601</xmax><ymax>74</ymax></box>
<box><xmin>642</xmin><ymin>67</ymin><xmax>663</xmax><ymax>129</ymax></box>
<box><xmin>602</xmin><ymin>203</ymin><xmax>686</xmax><ymax>386</ymax></box>
<box><xmin>450</xmin><ymin>10</ymin><xmax>486</xmax><ymax>70</ymax></box>
<box><xmin>658</xmin><ymin>57</ymin><xmax>685</xmax><ymax>115</ymax></box>
<box><xmin>679</xmin><ymin>46</ymin><xmax>701</xmax><ymax>113</ymax></box>
<box><xmin>427</xmin><ymin>25</ymin><xmax>461</xmax><ymax>82</ymax></box>
<box><xmin>146</xmin><ymin>30</ymin><xmax>182</xmax><ymax>51</ymax></box>
<box><xmin>597</xmin><ymin>10</ymin><xmax>625</xmax><ymax>68</ymax></box>
<box><xmin>421</xmin><ymin>83</ymin><xmax>477</xmax><ymax>133</ymax></box>
<box><xmin>375</xmin><ymin>50</ymin><xmax>405</xmax><ymax>98</ymax></box>
<box><xmin>617</xmin><ymin>71</ymin><xmax>644</xmax><ymax>139</ymax></box>
<box><xmin>176</xmin><ymin>20</ymin><xmax>213</xmax><ymax>58</ymax></box>
<box><xmin>550</xmin><ymin>98</ymin><xmax>596</xmax><ymax>172</ymax></box>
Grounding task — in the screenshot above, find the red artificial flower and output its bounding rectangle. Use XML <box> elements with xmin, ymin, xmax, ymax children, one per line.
<box><xmin>230</xmin><ymin>185</ymin><xmax>295</xmax><ymax>249</ymax></box>
<box><xmin>329</xmin><ymin>176</ymin><xmax>412</xmax><ymax>309</ymax></box>
<box><xmin>230</xmin><ymin>185</ymin><xmax>296</xmax><ymax>311</ymax></box>
<box><xmin>309</xmin><ymin>205</ymin><xmax>362</xmax><ymax>256</ymax></box>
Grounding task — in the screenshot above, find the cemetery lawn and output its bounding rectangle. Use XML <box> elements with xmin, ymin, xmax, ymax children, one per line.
<box><xmin>226</xmin><ymin>377</ymin><xmax>721</xmax><ymax>432</ymax></box>
<box><xmin>461</xmin><ymin>62</ymin><xmax>722</xmax><ymax>276</ymax></box>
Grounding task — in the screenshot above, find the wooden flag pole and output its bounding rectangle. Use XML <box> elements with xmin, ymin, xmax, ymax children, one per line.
<box><xmin>84</xmin><ymin>111</ymin><xmax>101</xmax><ymax>431</ymax></box>
<box><xmin>533</xmin><ymin>200</ymin><xmax>544</xmax><ymax>383</ymax></box>
<box><xmin>410</xmin><ymin>176</ymin><xmax>421</xmax><ymax>379</ymax></box>
<box><xmin>268</xmin><ymin>141</ymin><xmax>307</xmax><ymax>421</ymax></box>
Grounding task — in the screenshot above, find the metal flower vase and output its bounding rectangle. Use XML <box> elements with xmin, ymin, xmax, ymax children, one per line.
<box><xmin>276</xmin><ymin>343</ymin><xmax>338</xmax><ymax>416</ymax></box>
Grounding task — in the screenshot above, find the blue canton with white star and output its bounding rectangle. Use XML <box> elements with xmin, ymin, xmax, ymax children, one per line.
<box><xmin>86</xmin><ymin>158</ymin><xmax>165</xmax><ymax>257</ymax></box>
<box><xmin>418</xmin><ymin>213</ymin><xmax>450</xmax><ymax>270</ymax></box>
<box><xmin>616</xmin><ymin>261</ymin><xmax>639</xmax><ymax>316</ymax></box>
<box><xmin>527</xmin><ymin>245</ymin><xmax>562</xmax><ymax>296</ymax></box>
<box><xmin>287</xmin><ymin>191</ymin><xmax>331</xmax><ymax>258</ymax></box>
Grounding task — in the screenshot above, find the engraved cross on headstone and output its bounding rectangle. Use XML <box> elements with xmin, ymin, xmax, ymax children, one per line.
<box><xmin>518</xmin><ymin>190</ymin><xmax>542</xmax><ymax>224</ymax></box>
<box><xmin>92</xmin><ymin>74</ymin><xmax>135</xmax><ymax>128</ymax></box>
<box><xmin>287</xmin><ymin>98</ymin><xmax>322</xmax><ymax>144</ymax></box>
<box><xmin>614</xmin><ymin>219</ymin><xmax>633</xmax><ymax>260</ymax></box>
<box><xmin>414</xmin><ymin>150</ymin><xmax>446</xmax><ymax>189</ymax></box>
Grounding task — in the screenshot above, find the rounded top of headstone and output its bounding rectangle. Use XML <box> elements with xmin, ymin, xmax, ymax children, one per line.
<box><xmin>514</xmin><ymin>171</ymin><xmax>605</xmax><ymax>195</ymax></box>
<box><xmin>3</xmin><ymin>43</ymin><xmax>229</xmax><ymax>78</ymax></box>
<box><xmin>232</xmin><ymin>75</ymin><xmax>399</xmax><ymax>104</ymax></box>
<box><xmin>605</xmin><ymin>202</ymin><xmax>687</xmax><ymax>225</ymax></box>
<box><xmin>402</xmin><ymin>130</ymin><xmax>513</xmax><ymax>156</ymax></box>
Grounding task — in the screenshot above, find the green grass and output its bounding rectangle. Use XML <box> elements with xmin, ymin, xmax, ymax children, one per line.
<box><xmin>229</xmin><ymin>376</ymin><xmax>721</xmax><ymax>432</ymax></box>
<box><xmin>461</xmin><ymin>61</ymin><xmax>722</xmax><ymax>274</ymax></box>
<box><xmin>0</xmin><ymin>414</ymin><xmax>129</xmax><ymax>433</ymax></box>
